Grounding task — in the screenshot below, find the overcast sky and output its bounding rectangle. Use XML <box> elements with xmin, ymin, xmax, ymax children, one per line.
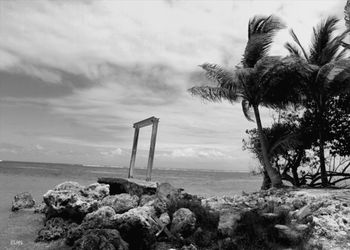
<box><xmin>0</xmin><ymin>0</ymin><xmax>346</xmax><ymax>171</ymax></box>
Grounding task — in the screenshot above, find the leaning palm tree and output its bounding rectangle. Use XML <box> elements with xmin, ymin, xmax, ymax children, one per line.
<box><xmin>189</xmin><ymin>15</ymin><xmax>312</xmax><ymax>188</ymax></box>
<box><xmin>285</xmin><ymin>16</ymin><xmax>350</xmax><ymax>186</ymax></box>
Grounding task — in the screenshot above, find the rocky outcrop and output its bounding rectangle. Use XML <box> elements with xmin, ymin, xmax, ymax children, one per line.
<box><xmin>171</xmin><ymin>208</ymin><xmax>196</xmax><ymax>237</ymax></box>
<box><xmin>43</xmin><ymin>182</ymin><xmax>109</xmax><ymax>221</ymax></box>
<box><xmin>156</xmin><ymin>182</ymin><xmax>181</xmax><ymax>202</ymax></box>
<box><xmin>112</xmin><ymin>205</ymin><xmax>159</xmax><ymax>250</ymax></box>
<box><xmin>159</xmin><ymin>212</ymin><xmax>170</xmax><ymax>226</ymax></box>
<box><xmin>34</xmin><ymin>179</ymin><xmax>350</xmax><ymax>250</ymax></box>
<box><xmin>73</xmin><ymin>229</ymin><xmax>129</xmax><ymax>250</ymax></box>
<box><xmin>33</xmin><ymin>202</ymin><xmax>48</xmax><ymax>214</ymax></box>
<box><xmin>54</xmin><ymin>181</ymin><xmax>83</xmax><ymax>191</ymax></box>
<box><xmin>84</xmin><ymin>206</ymin><xmax>116</xmax><ymax>223</ymax></box>
<box><xmin>101</xmin><ymin>194</ymin><xmax>139</xmax><ymax>214</ymax></box>
<box><xmin>11</xmin><ymin>192</ymin><xmax>35</xmax><ymax>211</ymax></box>
<box><xmin>139</xmin><ymin>194</ymin><xmax>156</xmax><ymax>206</ymax></box>
<box><xmin>217</xmin><ymin>212</ymin><xmax>240</xmax><ymax>237</ymax></box>
<box><xmin>81</xmin><ymin>182</ymin><xmax>110</xmax><ymax>200</ymax></box>
<box><xmin>36</xmin><ymin>217</ymin><xmax>78</xmax><ymax>242</ymax></box>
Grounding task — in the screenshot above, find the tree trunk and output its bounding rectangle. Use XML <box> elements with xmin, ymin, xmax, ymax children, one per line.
<box><xmin>291</xmin><ymin>149</ymin><xmax>303</xmax><ymax>187</ymax></box>
<box><xmin>318</xmin><ymin>105</ymin><xmax>328</xmax><ymax>187</ymax></box>
<box><xmin>253</xmin><ymin>105</ymin><xmax>283</xmax><ymax>188</ymax></box>
<box><xmin>318</xmin><ymin>123</ymin><xmax>328</xmax><ymax>187</ymax></box>
<box><xmin>292</xmin><ymin>166</ymin><xmax>300</xmax><ymax>187</ymax></box>
<box><xmin>261</xmin><ymin>171</ymin><xmax>271</xmax><ymax>189</ymax></box>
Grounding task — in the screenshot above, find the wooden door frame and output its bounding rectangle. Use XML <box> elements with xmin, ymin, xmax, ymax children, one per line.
<box><xmin>128</xmin><ymin>116</ymin><xmax>159</xmax><ymax>181</ymax></box>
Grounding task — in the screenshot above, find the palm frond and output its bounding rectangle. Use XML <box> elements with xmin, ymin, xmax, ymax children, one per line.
<box><xmin>255</xmin><ymin>56</ymin><xmax>315</xmax><ymax>108</ymax></box>
<box><xmin>316</xmin><ymin>59</ymin><xmax>350</xmax><ymax>97</ymax></box>
<box><xmin>335</xmin><ymin>47</ymin><xmax>348</xmax><ymax>61</ymax></box>
<box><xmin>309</xmin><ymin>16</ymin><xmax>340</xmax><ymax>65</ymax></box>
<box><xmin>241</xmin><ymin>99</ymin><xmax>254</xmax><ymax>122</ymax></box>
<box><xmin>341</xmin><ymin>41</ymin><xmax>350</xmax><ymax>49</ymax></box>
<box><xmin>242</xmin><ymin>15</ymin><xmax>286</xmax><ymax>67</ymax></box>
<box><xmin>284</xmin><ymin>42</ymin><xmax>302</xmax><ymax>57</ymax></box>
<box><xmin>199</xmin><ymin>63</ymin><xmax>235</xmax><ymax>88</ymax></box>
<box><xmin>289</xmin><ymin>29</ymin><xmax>309</xmax><ymax>60</ymax></box>
<box><xmin>319</xmin><ymin>29</ymin><xmax>350</xmax><ymax>65</ymax></box>
<box><xmin>188</xmin><ymin>86</ymin><xmax>230</xmax><ymax>102</ymax></box>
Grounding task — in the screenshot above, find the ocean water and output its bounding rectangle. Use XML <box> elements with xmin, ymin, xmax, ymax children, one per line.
<box><xmin>0</xmin><ymin>160</ymin><xmax>262</xmax><ymax>197</ymax></box>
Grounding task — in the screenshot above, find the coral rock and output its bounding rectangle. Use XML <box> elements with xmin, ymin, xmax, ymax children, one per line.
<box><xmin>11</xmin><ymin>192</ymin><xmax>35</xmax><ymax>211</ymax></box>
<box><xmin>73</xmin><ymin>229</ymin><xmax>129</xmax><ymax>250</ymax></box>
<box><xmin>218</xmin><ymin>212</ymin><xmax>240</xmax><ymax>237</ymax></box>
<box><xmin>159</xmin><ymin>212</ymin><xmax>170</xmax><ymax>226</ymax></box>
<box><xmin>171</xmin><ymin>208</ymin><xmax>196</xmax><ymax>237</ymax></box>
<box><xmin>84</xmin><ymin>206</ymin><xmax>116</xmax><ymax>222</ymax></box>
<box><xmin>81</xmin><ymin>183</ymin><xmax>110</xmax><ymax>200</ymax></box>
<box><xmin>113</xmin><ymin>205</ymin><xmax>158</xmax><ymax>250</ymax></box>
<box><xmin>36</xmin><ymin>217</ymin><xmax>77</xmax><ymax>242</ymax></box>
<box><xmin>139</xmin><ymin>194</ymin><xmax>156</xmax><ymax>206</ymax></box>
<box><xmin>101</xmin><ymin>194</ymin><xmax>139</xmax><ymax>214</ymax></box>
<box><xmin>54</xmin><ymin>181</ymin><xmax>83</xmax><ymax>191</ymax></box>
<box><xmin>295</xmin><ymin>205</ymin><xmax>312</xmax><ymax>221</ymax></box>
<box><xmin>156</xmin><ymin>182</ymin><xmax>181</xmax><ymax>201</ymax></box>
<box><xmin>43</xmin><ymin>182</ymin><xmax>108</xmax><ymax>221</ymax></box>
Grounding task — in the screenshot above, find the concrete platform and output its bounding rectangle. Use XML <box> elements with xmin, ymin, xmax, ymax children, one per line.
<box><xmin>98</xmin><ymin>177</ymin><xmax>158</xmax><ymax>196</ymax></box>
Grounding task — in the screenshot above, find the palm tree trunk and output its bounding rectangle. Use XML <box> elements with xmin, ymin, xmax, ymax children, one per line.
<box><xmin>318</xmin><ymin>107</ymin><xmax>328</xmax><ymax>186</ymax></box>
<box><xmin>261</xmin><ymin>170</ymin><xmax>271</xmax><ymax>190</ymax></box>
<box><xmin>253</xmin><ymin>105</ymin><xmax>283</xmax><ymax>188</ymax></box>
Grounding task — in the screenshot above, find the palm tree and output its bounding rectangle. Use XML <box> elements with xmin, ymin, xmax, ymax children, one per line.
<box><xmin>189</xmin><ymin>15</ymin><xmax>312</xmax><ymax>188</ymax></box>
<box><xmin>285</xmin><ymin>17</ymin><xmax>350</xmax><ymax>186</ymax></box>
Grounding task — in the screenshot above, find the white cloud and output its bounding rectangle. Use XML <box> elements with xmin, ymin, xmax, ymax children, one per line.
<box><xmin>164</xmin><ymin>147</ymin><xmax>233</xmax><ymax>159</ymax></box>
<box><xmin>99</xmin><ymin>148</ymin><xmax>123</xmax><ymax>157</ymax></box>
<box><xmin>35</xmin><ymin>144</ymin><xmax>44</xmax><ymax>150</ymax></box>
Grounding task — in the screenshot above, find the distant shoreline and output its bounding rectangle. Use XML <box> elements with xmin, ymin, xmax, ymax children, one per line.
<box><xmin>0</xmin><ymin>160</ymin><xmax>252</xmax><ymax>173</ymax></box>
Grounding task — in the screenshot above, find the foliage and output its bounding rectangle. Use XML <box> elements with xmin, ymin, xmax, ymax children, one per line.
<box><xmin>326</xmin><ymin>93</ymin><xmax>350</xmax><ymax>156</ymax></box>
<box><xmin>243</xmin><ymin>99</ymin><xmax>350</xmax><ymax>187</ymax></box>
<box><xmin>284</xmin><ymin>16</ymin><xmax>350</xmax><ymax>186</ymax></box>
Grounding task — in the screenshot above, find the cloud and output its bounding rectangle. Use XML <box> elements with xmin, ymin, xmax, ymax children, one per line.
<box><xmin>0</xmin><ymin>143</ymin><xmax>24</xmax><ymax>154</ymax></box>
<box><xmin>35</xmin><ymin>144</ymin><xmax>44</xmax><ymax>150</ymax></box>
<box><xmin>99</xmin><ymin>148</ymin><xmax>123</xmax><ymax>157</ymax></box>
<box><xmin>165</xmin><ymin>147</ymin><xmax>231</xmax><ymax>159</ymax></box>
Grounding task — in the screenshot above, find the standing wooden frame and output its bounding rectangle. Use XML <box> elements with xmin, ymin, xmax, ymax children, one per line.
<box><xmin>128</xmin><ymin>116</ymin><xmax>159</xmax><ymax>181</ymax></box>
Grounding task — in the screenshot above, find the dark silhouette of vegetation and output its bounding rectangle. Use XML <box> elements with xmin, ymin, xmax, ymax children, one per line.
<box><xmin>189</xmin><ymin>15</ymin><xmax>312</xmax><ymax>189</ymax></box>
<box><xmin>284</xmin><ymin>16</ymin><xmax>350</xmax><ymax>186</ymax></box>
<box><xmin>244</xmin><ymin>95</ymin><xmax>350</xmax><ymax>187</ymax></box>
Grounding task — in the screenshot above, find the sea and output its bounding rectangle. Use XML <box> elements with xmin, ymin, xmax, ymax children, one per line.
<box><xmin>0</xmin><ymin>160</ymin><xmax>262</xmax><ymax>197</ymax></box>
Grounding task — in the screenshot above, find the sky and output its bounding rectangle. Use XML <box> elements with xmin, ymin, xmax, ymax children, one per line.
<box><xmin>0</xmin><ymin>0</ymin><xmax>347</xmax><ymax>171</ymax></box>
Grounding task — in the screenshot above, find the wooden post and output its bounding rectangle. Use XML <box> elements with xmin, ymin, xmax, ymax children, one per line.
<box><xmin>146</xmin><ymin>119</ymin><xmax>159</xmax><ymax>181</ymax></box>
<box><xmin>128</xmin><ymin>127</ymin><xmax>139</xmax><ymax>178</ymax></box>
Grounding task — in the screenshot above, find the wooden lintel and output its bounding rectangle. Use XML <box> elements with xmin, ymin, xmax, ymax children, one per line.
<box><xmin>133</xmin><ymin>116</ymin><xmax>159</xmax><ymax>128</ymax></box>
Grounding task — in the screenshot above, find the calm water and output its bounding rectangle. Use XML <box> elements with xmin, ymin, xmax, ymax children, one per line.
<box><xmin>0</xmin><ymin>160</ymin><xmax>262</xmax><ymax>197</ymax></box>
